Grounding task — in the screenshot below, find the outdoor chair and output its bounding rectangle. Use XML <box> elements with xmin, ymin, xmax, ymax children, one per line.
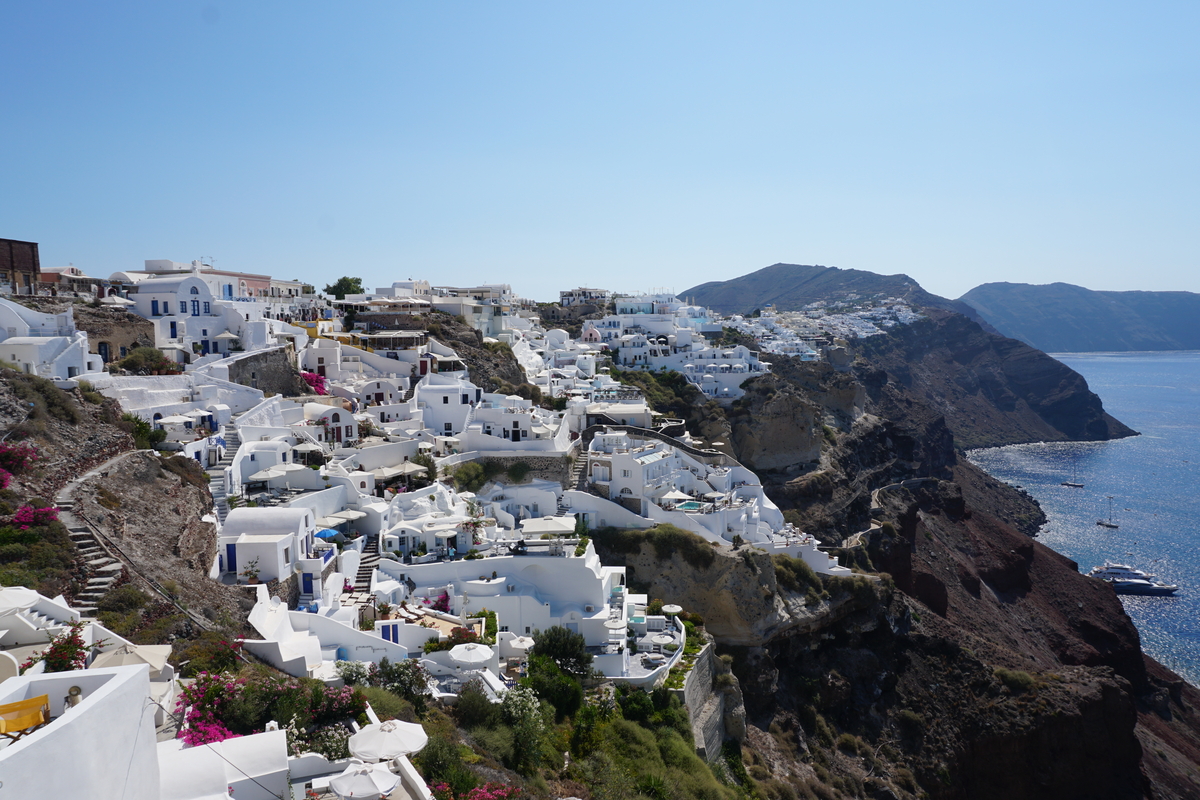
<box><xmin>0</xmin><ymin>694</ymin><xmax>51</xmax><ymax>743</ymax></box>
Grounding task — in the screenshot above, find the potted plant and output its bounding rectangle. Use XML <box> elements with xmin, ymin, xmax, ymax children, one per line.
<box><xmin>240</xmin><ymin>557</ymin><xmax>261</xmax><ymax>584</ymax></box>
<box><xmin>378</xmin><ymin>602</ymin><xmax>394</xmax><ymax>619</ymax></box>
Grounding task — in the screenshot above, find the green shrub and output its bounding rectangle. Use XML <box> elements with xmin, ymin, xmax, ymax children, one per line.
<box><xmin>453</xmin><ymin>462</ymin><xmax>487</xmax><ymax>492</ymax></box>
<box><xmin>455</xmin><ymin>679</ymin><xmax>500</xmax><ymax>729</ymax></box>
<box><xmin>773</xmin><ymin>554</ymin><xmax>822</xmax><ymax>595</ymax></box>
<box><xmin>896</xmin><ymin>708</ymin><xmax>926</xmax><ymax>736</ymax></box>
<box><xmin>506</xmin><ymin>461</ymin><xmax>531</xmax><ymax>483</ymax></box>
<box><xmin>359</xmin><ymin>686</ymin><xmax>415</xmax><ymax>722</ymax></box>
<box><xmin>77</xmin><ymin>381</ymin><xmax>105</xmax><ymax>405</ymax></box>
<box><xmin>98</xmin><ymin>584</ymin><xmax>150</xmax><ymax>614</ymax></box>
<box><xmin>994</xmin><ymin>667</ymin><xmax>1036</xmax><ymax>693</ymax></box>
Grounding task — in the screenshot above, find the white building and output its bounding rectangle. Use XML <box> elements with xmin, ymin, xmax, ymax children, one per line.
<box><xmin>0</xmin><ymin>297</ymin><xmax>103</xmax><ymax>379</ymax></box>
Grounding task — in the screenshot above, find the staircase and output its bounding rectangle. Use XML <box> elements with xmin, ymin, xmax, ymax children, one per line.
<box><xmin>56</xmin><ymin>498</ymin><xmax>124</xmax><ymax>617</ymax></box>
<box><xmin>567</xmin><ymin>453</ymin><xmax>588</xmax><ymax>492</ymax></box>
<box><xmin>354</xmin><ymin>534</ymin><xmax>380</xmax><ymax>592</ymax></box>
<box><xmin>208</xmin><ymin>427</ymin><xmax>242</xmax><ymax>524</ymax></box>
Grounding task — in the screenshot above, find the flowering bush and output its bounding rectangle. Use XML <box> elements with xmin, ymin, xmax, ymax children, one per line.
<box><xmin>176</xmin><ymin>670</ymin><xmax>367</xmax><ymax>750</ymax></box>
<box><xmin>20</xmin><ymin>620</ymin><xmax>103</xmax><ymax>674</ymax></box>
<box><xmin>0</xmin><ymin>468</ymin><xmax>11</xmax><ymax>490</ymax></box>
<box><xmin>432</xmin><ymin>782</ymin><xmax>522</xmax><ymax>800</ymax></box>
<box><xmin>300</xmin><ymin>372</ymin><xmax>327</xmax><ymax>395</ymax></box>
<box><xmin>12</xmin><ymin>504</ymin><xmax>58</xmax><ymax>530</ymax></box>
<box><xmin>432</xmin><ymin>591</ymin><xmax>451</xmax><ymax>613</ymax></box>
<box><xmin>0</xmin><ymin>442</ymin><xmax>38</xmax><ymax>473</ymax></box>
<box><xmin>423</xmin><ymin>626</ymin><xmax>480</xmax><ymax>654</ymax></box>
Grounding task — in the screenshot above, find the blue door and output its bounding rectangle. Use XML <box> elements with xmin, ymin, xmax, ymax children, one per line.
<box><xmin>226</xmin><ymin>544</ymin><xmax>237</xmax><ymax>574</ymax></box>
<box><xmin>170</xmin><ymin>321</ymin><xmax>177</xmax><ymax>338</ymax></box>
<box><xmin>302</xmin><ymin>573</ymin><xmax>313</xmax><ymax>595</ymax></box>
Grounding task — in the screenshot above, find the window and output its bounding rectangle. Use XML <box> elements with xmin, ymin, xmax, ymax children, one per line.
<box><xmin>249</xmin><ymin>454</ymin><xmax>256</xmax><ymax>461</ymax></box>
<box><xmin>190</xmin><ymin>286</ymin><xmax>199</xmax><ymax>294</ymax></box>
<box><xmin>345</xmin><ymin>425</ymin><xmax>353</xmax><ymax>437</ymax></box>
<box><xmin>461</xmin><ymin>394</ymin><xmax>469</xmax><ymax>404</ymax></box>
<box><xmin>442</xmin><ymin>396</ymin><xmax>449</xmax><ymax>404</ymax></box>
<box><xmin>444</xmin><ymin>422</ymin><xmax>453</xmax><ymax>432</ymax></box>
<box><xmin>179</xmin><ymin>301</ymin><xmax>187</xmax><ymax>313</ymax></box>
<box><xmin>203</xmin><ymin>302</ymin><xmax>210</xmax><ymax>314</ymax></box>
<box><xmin>283</xmin><ymin>547</ymin><xmax>290</xmax><ymax>564</ymax></box>
<box><xmin>500</xmin><ymin>625</ymin><xmax>509</xmax><ymax>632</ymax></box>
<box><xmin>621</xmin><ymin>469</ymin><xmax>631</xmax><ymax>478</ymax></box>
<box><xmin>332</xmin><ymin>412</ymin><xmax>341</xmax><ymax>423</ymax></box>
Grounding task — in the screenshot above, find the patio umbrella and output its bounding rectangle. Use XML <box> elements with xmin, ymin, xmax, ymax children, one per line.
<box><xmin>604</xmin><ymin>618</ymin><xmax>627</xmax><ymax>630</ymax></box>
<box><xmin>279</xmin><ymin>463</ymin><xmax>308</xmax><ymax>473</ymax></box>
<box><xmin>99</xmin><ymin>294</ymin><xmax>135</xmax><ymax>305</ymax></box>
<box><xmin>293</xmin><ymin>442</ymin><xmax>324</xmax><ymax>453</ymax></box>
<box><xmin>247</xmin><ymin>467</ymin><xmax>285</xmax><ymax>481</ymax></box>
<box><xmin>449</xmin><ymin>642</ymin><xmax>493</xmax><ymax>666</ymax></box>
<box><xmin>348</xmin><ymin>720</ymin><xmax>429</xmax><ymax>761</ymax></box>
<box><xmin>661</xmin><ymin>490</ymin><xmax>691</xmax><ymax>502</ymax></box>
<box><xmin>91</xmin><ymin>644</ymin><xmax>171</xmax><ymax>677</ymax></box>
<box><xmin>661</xmin><ymin>604</ymin><xmax>683</xmax><ymax>616</ymax></box>
<box><xmin>509</xmin><ymin>635</ymin><xmax>535</xmax><ymax>652</ymax></box>
<box><xmin>315</xmin><ymin>529</ymin><xmax>341</xmax><ymax>539</ymax></box>
<box><xmin>328</xmin><ymin>758</ymin><xmax>402</xmax><ymax>798</ymax></box>
<box><xmin>157</xmin><ymin>414</ymin><xmax>192</xmax><ymax>425</ymax></box>
<box><xmin>652</xmin><ymin>633</ymin><xmax>675</xmax><ymax>646</ymax></box>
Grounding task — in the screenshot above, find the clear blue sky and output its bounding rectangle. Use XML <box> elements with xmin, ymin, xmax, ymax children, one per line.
<box><xmin>3</xmin><ymin>2</ymin><xmax>1198</xmax><ymax>301</ymax></box>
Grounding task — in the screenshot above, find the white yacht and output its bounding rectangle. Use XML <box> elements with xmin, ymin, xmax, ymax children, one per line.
<box><xmin>1088</xmin><ymin>563</ymin><xmax>1178</xmax><ymax>596</ymax></box>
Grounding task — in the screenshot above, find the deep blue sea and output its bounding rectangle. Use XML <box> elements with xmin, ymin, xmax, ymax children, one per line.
<box><xmin>968</xmin><ymin>351</ymin><xmax>1200</xmax><ymax>687</ymax></box>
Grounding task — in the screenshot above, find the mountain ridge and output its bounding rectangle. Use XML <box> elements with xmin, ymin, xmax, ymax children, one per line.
<box><xmin>959</xmin><ymin>282</ymin><xmax>1200</xmax><ymax>352</ymax></box>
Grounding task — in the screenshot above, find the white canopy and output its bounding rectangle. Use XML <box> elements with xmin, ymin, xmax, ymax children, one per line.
<box><xmin>213</xmin><ymin>331</ymin><xmax>241</xmax><ymax>340</ymax></box>
<box><xmin>157</xmin><ymin>414</ymin><xmax>192</xmax><ymax>424</ymax></box>
<box><xmin>329</xmin><ymin>509</ymin><xmax>367</xmax><ymax>521</ymax></box>
<box><xmin>661</xmin><ymin>490</ymin><xmax>691</xmax><ymax>502</ymax></box>
<box><xmin>0</xmin><ymin>587</ymin><xmax>40</xmax><ymax>615</ymax></box>
<box><xmin>519</xmin><ymin>516</ymin><xmax>576</xmax><ymax>536</ymax></box>
<box><xmin>347</xmin><ymin>721</ymin><xmax>429</xmax><ymax>761</ymax></box>
<box><xmin>292</xmin><ymin>442</ymin><xmax>324</xmax><ymax>453</ymax></box>
<box><xmin>99</xmin><ymin>294</ymin><xmax>135</xmax><ymax>306</ymax></box>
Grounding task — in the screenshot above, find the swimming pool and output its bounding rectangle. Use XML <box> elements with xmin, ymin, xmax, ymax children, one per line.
<box><xmin>675</xmin><ymin>501</ymin><xmax>702</xmax><ymax>511</ymax></box>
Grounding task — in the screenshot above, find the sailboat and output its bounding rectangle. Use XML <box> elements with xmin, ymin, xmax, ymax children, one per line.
<box><xmin>1062</xmin><ymin>462</ymin><xmax>1084</xmax><ymax>489</ymax></box>
<box><xmin>1096</xmin><ymin>495</ymin><xmax>1119</xmax><ymax>529</ymax></box>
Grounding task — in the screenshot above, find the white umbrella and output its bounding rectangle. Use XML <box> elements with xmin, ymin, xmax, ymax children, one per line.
<box><xmin>604</xmin><ymin>618</ymin><xmax>627</xmax><ymax>630</ymax></box>
<box><xmin>661</xmin><ymin>490</ymin><xmax>691</xmax><ymax>502</ymax></box>
<box><xmin>661</xmin><ymin>604</ymin><xmax>683</xmax><ymax>616</ymax></box>
<box><xmin>279</xmin><ymin>463</ymin><xmax>308</xmax><ymax>473</ymax></box>
<box><xmin>328</xmin><ymin>759</ymin><xmax>402</xmax><ymax>798</ymax></box>
<box><xmin>99</xmin><ymin>294</ymin><xmax>134</xmax><ymax>306</ymax></box>
<box><xmin>157</xmin><ymin>414</ymin><xmax>192</xmax><ymax>425</ymax></box>
<box><xmin>652</xmin><ymin>633</ymin><xmax>675</xmax><ymax>646</ymax></box>
<box><xmin>183</xmin><ymin>409</ymin><xmax>209</xmax><ymax>418</ymax></box>
<box><xmin>509</xmin><ymin>635</ymin><xmax>535</xmax><ymax>651</ymax></box>
<box><xmin>293</xmin><ymin>442</ymin><xmax>324</xmax><ymax>453</ymax></box>
<box><xmin>247</xmin><ymin>467</ymin><xmax>285</xmax><ymax>481</ymax></box>
<box><xmin>433</xmin><ymin>530</ymin><xmax>458</xmax><ymax>539</ymax></box>
<box><xmin>348</xmin><ymin>720</ymin><xmax>429</xmax><ymax>761</ymax></box>
<box><xmin>91</xmin><ymin>644</ymin><xmax>172</xmax><ymax>677</ymax></box>
<box><xmin>449</xmin><ymin>642</ymin><xmax>493</xmax><ymax>666</ymax></box>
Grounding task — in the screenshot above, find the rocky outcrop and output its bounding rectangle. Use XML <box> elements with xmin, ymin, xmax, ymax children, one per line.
<box><xmin>850</xmin><ymin>309</ymin><xmax>1136</xmax><ymax>449</ymax></box>
<box><xmin>226</xmin><ymin>347</ymin><xmax>308</xmax><ymax>396</ymax></box>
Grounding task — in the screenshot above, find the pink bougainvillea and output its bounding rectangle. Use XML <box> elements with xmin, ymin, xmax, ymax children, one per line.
<box><xmin>0</xmin><ymin>442</ymin><xmax>38</xmax><ymax>473</ymax></box>
<box><xmin>432</xmin><ymin>782</ymin><xmax>522</xmax><ymax>800</ymax></box>
<box><xmin>0</xmin><ymin>468</ymin><xmax>11</xmax><ymax>490</ymax></box>
<box><xmin>300</xmin><ymin>372</ymin><xmax>327</xmax><ymax>395</ymax></box>
<box><xmin>12</xmin><ymin>504</ymin><xmax>58</xmax><ymax>529</ymax></box>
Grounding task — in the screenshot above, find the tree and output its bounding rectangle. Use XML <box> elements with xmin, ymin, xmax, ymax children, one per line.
<box><xmin>524</xmin><ymin>653</ymin><xmax>583</xmax><ymax>721</ymax></box>
<box><xmin>529</xmin><ymin>625</ymin><xmax>593</xmax><ymax>679</ymax></box>
<box><xmin>323</xmin><ymin>276</ymin><xmax>363</xmax><ymax>299</ymax></box>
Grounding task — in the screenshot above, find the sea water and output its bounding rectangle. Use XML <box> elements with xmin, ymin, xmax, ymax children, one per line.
<box><xmin>968</xmin><ymin>351</ymin><xmax>1200</xmax><ymax>687</ymax></box>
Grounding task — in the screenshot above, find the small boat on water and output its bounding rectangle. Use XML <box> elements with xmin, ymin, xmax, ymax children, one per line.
<box><xmin>1097</xmin><ymin>495</ymin><xmax>1119</xmax><ymax>529</ymax></box>
<box><xmin>1109</xmin><ymin>578</ymin><xmax>1178</xmax><ymax>596</ymax></box>
<box><xmin>1088</xmin><ymin>563</ymin><xmax>1178</xmax><ymax>596</ymax></box>
<box><xmin>1061</xmin><ymin>463</ymin><xmax>1084</xmax><ymax>488</ymax></box>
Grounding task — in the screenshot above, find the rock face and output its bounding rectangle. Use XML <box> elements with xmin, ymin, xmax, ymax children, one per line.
<box><xmin>227</xmin><ymin>347</ymin><xmax>308</xmax><ymax>396</ymax></box>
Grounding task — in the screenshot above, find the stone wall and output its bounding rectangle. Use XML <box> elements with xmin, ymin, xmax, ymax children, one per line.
<box><xmin>226</xmin><ymin>348</ymin><xmax>308</xmax><ymax>397</ymax></box>
<box><xmin>678</xmin><ymin>642</ymin><xmax>746</xmax><ymax>762</ymax></box>
<box><xmin>478</xmin><ymin>454</ymin><xmax>573</xmax><ymax>490</ymax></box>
